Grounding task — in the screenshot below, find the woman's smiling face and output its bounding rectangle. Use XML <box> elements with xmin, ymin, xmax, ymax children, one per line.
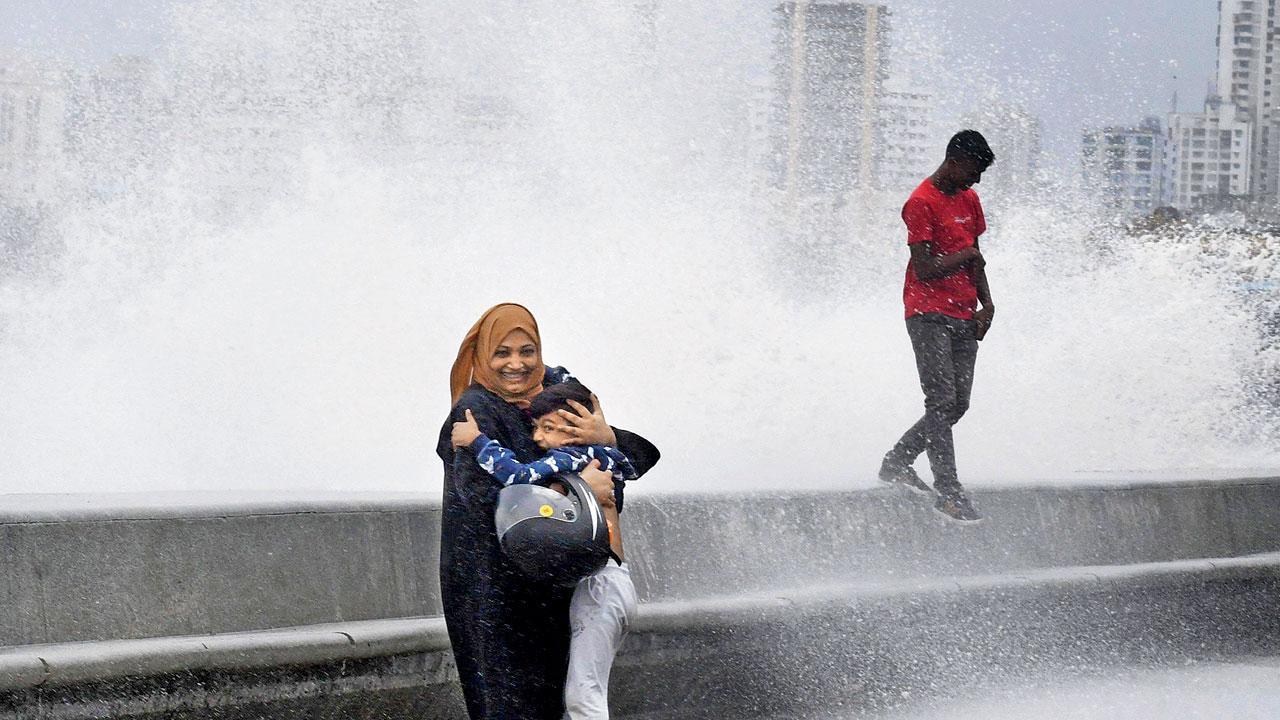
<box><xmin>488</xmin><ymin>329</ymin><xmax>540</xmax><ymax>396</ymax></box>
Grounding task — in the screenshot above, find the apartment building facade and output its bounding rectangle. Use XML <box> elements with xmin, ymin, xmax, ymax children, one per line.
<box><xmin>1081</xmin><ymin>118</ymin><xmax>1166</xmax><ymax>217</ymax></box>
<box><xmin>1164</xmin><ymin>99</ymin><xmax>1252</xmax><ymax>209</ymax></box>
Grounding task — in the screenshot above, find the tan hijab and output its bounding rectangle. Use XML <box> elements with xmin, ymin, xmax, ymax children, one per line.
<box><xmin>450</xmin><ymin>303</ymin><xmax>546</xmax><ymax>408</ymax></box>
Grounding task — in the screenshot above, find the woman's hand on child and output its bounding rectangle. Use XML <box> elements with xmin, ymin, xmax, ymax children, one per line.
<box><xmin>555</xmin><ymin>393</ymin><xmax>617</xmax><ymax>446</ymax></box>
<box><xmin>580</xmin><ymin>459</ymin><xmax>616</xmax><ymax>508</ymax></box>
<box><xmin>451</xmin><ymin>408</ymin><xmax>482</xmax><ymax>449</ymax></box>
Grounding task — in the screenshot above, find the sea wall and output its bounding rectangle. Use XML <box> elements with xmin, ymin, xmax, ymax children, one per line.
<box><xmin>1</xmin><ymin>478</ymin><xmax>1278</xmax><ymax>718</ymax></box>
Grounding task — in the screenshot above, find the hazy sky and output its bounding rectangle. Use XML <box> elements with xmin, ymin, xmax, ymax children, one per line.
<box><xmin>0</xmin><ymin>0</ymin><xmax>1221</xmax><ymax>168</ymax></box>
<box><xmin>930</xmin><ymin>0</ymin><xmax>1219</xmax><ymax>162</ymax></box>
<box><xmin>0</xmin><ymin>0</ymin><xmax>170</xmax><ymax>64</ymax></box>
<box><xmin>939</xmin><ymin>0</ymin><xmax>1217</xmax><ymax>114</ymax></box>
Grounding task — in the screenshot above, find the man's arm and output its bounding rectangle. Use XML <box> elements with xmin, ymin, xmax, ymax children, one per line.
<box><xmin>972</xmin><ymin>238</ymin><xmax>995</xmax><ymax>340</ymax></box>
<box><xmin>903</xmin><ymin>196</ymin><xmax>981</xmax><ymax>280</ymax></box>
<box><xmin>909</xmin><ymin>242</ymin><xmax>983</xmax><ymax>280</ymax></box>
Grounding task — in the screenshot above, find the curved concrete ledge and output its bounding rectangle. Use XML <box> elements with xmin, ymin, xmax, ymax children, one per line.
<box><xmin>636</xmin><ymin>550</ymin><xmax>1280</xmax><ymax>630</ymax></box>
<box><xmin>0</xmin><ymin>491</ymin><xmax>432</xmax><ymax>523</ymax></box>
<box><xmin>0</xmin><ymin>618</ymin><xmax>450</xmax><ymax>691</ymax></box>
<box><xmin>4</xmin><ymin>552</ymin><xmax>1277</xmax><ymax>693</ymax></box>
<box><xmin>3</xmin><ymin>477</ymin><xmax>1279</xmax><ymax>648</ymax></box>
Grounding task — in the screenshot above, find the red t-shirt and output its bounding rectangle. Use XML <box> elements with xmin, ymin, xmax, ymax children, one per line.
<box><xmin>901</xmin><ymin>178</ymin><xmax>986</xmax><ymax>320</ymax></box>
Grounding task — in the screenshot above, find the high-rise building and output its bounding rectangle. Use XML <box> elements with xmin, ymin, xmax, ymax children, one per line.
<box><xmin>629</xmin><ymin>0</ymin><xmax>660</xmax><ymax>66</ymax></box>
<box><xmin>1164</xmin><ymin>98</ymin><xmax>1252</xmax><ymax>209</ymax></box>
<box><xmin>1215</xmin><ymin>0</ymin><xmax>1280</xmax><ymax>200</ymax></box>
<box><xmin>0</xmin><ymin>55</ymin><xmax>67</xmax><ymax>204</ymax></box>
<box><xmin>1081</xmin><ymin>117</ymin><xmax>1166</xmax><ymax>218</ymax></box>
<box><xmin>768</xmin><ymin>1</ymin><xmax>889</xmax><ymax>200</ymax></box>
<box><xmin>876</xmin><ymin>78</ymin><xmax>935</xmax><ymax>195</ymax></box>
<box><xmin>959</xmin><ymin>103</ymin><xmax>1042</xmax><ymax>199</ymax></box>
<box><xmin>65</xmin><ymin>55</ymin><xmax>172</xmax><ymax>202</ymax></box>
<box><xmin>1159</xmin><ymin>0</ymin><xmax>1271</xmax><ymax>212</ymax></box>
<box><xmin>745</xmin><ymin>76</ymin><xmax>774</xmax><ymax>180</ymax></box>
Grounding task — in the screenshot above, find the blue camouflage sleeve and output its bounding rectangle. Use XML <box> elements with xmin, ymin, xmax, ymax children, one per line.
<box><xmin>583</xmin><ymin>445</ymin><xmax>639</xmax><ymax>482</ymax></box>
<box><xmin>469</xmin><ymin>433</ymin><xmax>593</xmax><ymax>487</ymax></box>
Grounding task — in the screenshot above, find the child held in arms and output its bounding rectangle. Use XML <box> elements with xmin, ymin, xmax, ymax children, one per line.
<box><xmin>451</xmin><ymin>381</ymin><xmax>638</xmax><ymax>720</ymax></box>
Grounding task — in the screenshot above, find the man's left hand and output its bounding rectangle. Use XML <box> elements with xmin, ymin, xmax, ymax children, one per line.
<box><xmin>974</xmin><ymin>305</ymin><xmax>995</xmax><ymax>341</ymax></box>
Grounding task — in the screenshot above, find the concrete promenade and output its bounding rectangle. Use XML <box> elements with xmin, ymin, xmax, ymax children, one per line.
<box><xmin>1</xmin><ymin>477</ymin><xmax>1278</xmax><ymax>718</ymax></box>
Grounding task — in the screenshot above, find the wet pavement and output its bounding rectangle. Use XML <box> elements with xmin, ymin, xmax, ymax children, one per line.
<box><xmin>807</xmin><ymin>656</ymin><xmax>1280</xmax><ymax>720</ymax></box>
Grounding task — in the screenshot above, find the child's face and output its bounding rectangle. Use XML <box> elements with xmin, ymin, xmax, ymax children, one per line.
<box><xmin>532</xmin><ymin>411</ymin><xmax>575</xmax><ymax>450</ymax></box>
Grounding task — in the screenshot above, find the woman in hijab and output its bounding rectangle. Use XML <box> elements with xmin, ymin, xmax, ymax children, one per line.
<box><xmin>437</xmin><ymin>303</ymin><xmax>660</xmax><ymax>720</ymax></box>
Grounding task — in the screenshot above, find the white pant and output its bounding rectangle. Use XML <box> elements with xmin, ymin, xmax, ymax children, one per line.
<box><xmin>563</xmin><ymin>561</ymin><xmax>638</xmax><ymax>720</ymax></box>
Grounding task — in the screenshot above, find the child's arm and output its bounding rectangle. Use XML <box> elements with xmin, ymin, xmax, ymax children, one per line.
<box><xmin>468</xmin><ymin>435</ymin><xmax>596</xmax><ymax>487</ymax></box>
<box><xmin>452</xmin><ymin>409</ymin><xmax>562</xmax><ymax>485</ymax></box>
<box><xmin>579</xmin><ymin>445</ymin><xmax>639</xmax><ymax>481</ymax></box>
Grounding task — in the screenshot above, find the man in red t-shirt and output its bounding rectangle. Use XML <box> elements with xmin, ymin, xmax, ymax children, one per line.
<box><xmin>878</xmin><ymin>130</ymin><xmax>995</xmax><ymax>523</ymax></box>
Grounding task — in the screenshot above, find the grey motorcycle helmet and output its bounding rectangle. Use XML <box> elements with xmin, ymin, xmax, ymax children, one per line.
<box><xmin>495</xmin><ymin>472</ymin><xmax>616</xmax><ymax>587</ymax></box>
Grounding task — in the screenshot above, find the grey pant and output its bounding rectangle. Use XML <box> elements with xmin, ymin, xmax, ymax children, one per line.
<box><xmin>887</xmin><ymin>312</ymin><xmax>978</xmax><ymax>493</ymax></box>
<box><xmin>563</xmin><ymin>562</ymin><xmax>637</xmax><ymax>720</ymax></box>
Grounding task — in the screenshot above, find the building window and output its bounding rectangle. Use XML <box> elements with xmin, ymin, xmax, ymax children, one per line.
<box><xmin>24</xmin><ymin>95</ymin><xmax>40</xmax><ymax>153</ymax></box>
<box><xmin>0</xmin><ymin>93</ymin><xmax>14</xmax><ymax>147</ymax></box>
